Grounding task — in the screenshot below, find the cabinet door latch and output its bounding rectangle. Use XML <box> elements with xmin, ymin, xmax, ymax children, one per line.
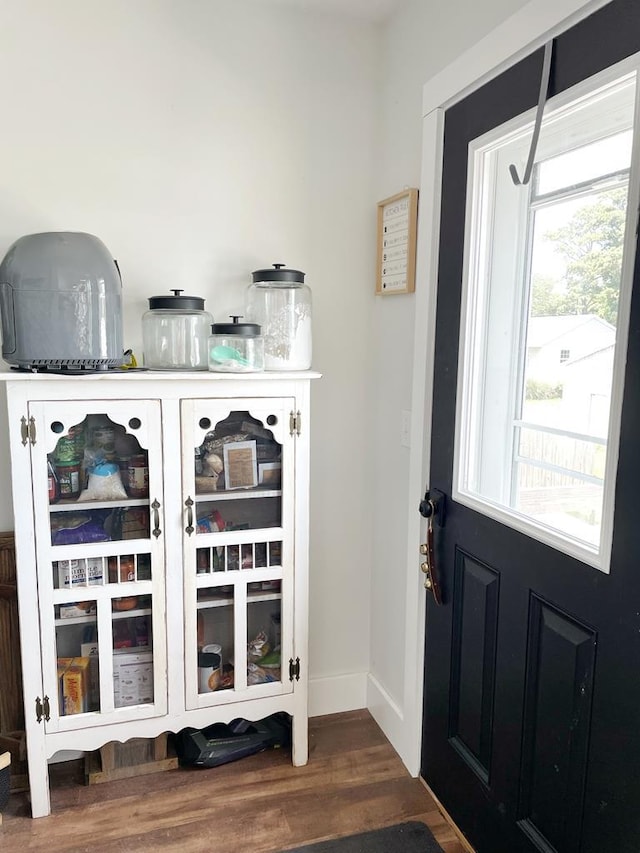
<box><xmin>35</xmin><ymin>696</ymin><xmax>43</xmax><ymax>723</ymax></box>
<box><xmin>289</xmin><ymin>657</ymin><xmax>301</xmax><ymax>682</ymax></box>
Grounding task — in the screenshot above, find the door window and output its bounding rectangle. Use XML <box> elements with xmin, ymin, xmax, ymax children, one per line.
<box><xmin>455</xmin><ymin>64</ymin><xmax>640</xmax><ymax>571</ymax></box>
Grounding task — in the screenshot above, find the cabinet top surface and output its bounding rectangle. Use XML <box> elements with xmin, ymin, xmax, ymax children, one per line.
<box><xmin>0</xmin><ymin>368</ymin><xmax>322</xmax><ymax>384</ymax></box>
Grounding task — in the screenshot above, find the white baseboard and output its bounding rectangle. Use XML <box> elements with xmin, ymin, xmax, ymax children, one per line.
<box><xmin>308</xmin><ymin>671</ymin><xmax>367</xmax><ymax>718</ymax></box>
<box><xmin>366</xmin><ymin>672</ymin><xmax>417</xmax><ymax>777</ymax></box>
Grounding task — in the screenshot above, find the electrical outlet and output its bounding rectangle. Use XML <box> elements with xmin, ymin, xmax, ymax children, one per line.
<box><xmin>401</xmin><ymin>410</ymin><xmax>411</xmax><ymax>448</ymax></box>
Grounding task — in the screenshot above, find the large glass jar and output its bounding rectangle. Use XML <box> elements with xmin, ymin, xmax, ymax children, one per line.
<box><xmin>246</xmin><ymin>264</ymin><xmax>312</xmax><ymax>370</ymax></box>
<box><xmin>142</xmin><ymin>289</ymin><xmax>212</xmax><ymax>370</ymax></box>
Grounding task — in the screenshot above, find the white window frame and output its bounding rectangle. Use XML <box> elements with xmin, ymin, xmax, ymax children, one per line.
<box><xmin>453</xmin><ymin>55</ymin><xmax>640</xmax><ymax>573</ymax></box>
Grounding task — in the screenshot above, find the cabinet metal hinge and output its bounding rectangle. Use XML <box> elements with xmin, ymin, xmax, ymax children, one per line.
<box><xmin>20</xmin><ymin>415</ymin><xmax>36</xmax><ymax>446</ymax></box>
<box><xmin>35</xmin><ymin>695</ymin><xmax>50</xmax><ymax>723</ymax></box>
<box><xmin>289</xmin><ymin>410</ymin><xmax>302</xmax><ymax>437</ymax></box>
<box><xmin>289</xmin><ymin>656</ymin><xmax>301</xmax><ymax>682</ymax></box>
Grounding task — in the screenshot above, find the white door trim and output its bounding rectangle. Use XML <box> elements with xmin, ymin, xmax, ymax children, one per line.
<box><xmin>402</xmin><ymin>0</ymin><xmax>611</xmax><ymax>777</ymax></box>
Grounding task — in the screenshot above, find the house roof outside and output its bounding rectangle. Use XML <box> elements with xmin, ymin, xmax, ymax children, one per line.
<box><xmin>527</xmin><ymin>314</ymin><xmax>615</xmax><ymax>348</ymax></box>
<box><xmin>562</xmin><ymin>343</ymin><xmax>615</xmax><ymax>368</ymax></box>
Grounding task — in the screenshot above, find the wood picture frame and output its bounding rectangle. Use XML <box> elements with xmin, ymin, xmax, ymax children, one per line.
<box><xmin>376</xmin><ymin>188</ymin><xmax>418</xmax><ymax>295</ymax></box>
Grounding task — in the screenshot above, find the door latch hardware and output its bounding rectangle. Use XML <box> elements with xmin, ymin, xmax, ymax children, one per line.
<box><xmin>185</xmin><ymin>496</ymin><xmax>194</xmax><ymax>536</ymax></box>
<box><xmin>43</xmin><ymin>695</ymin><xmax>50</xmax><ymax>722</ymax></box>
<box><xmin>151</xmin><ymin>499</ymin><xmax>162</xmax><ymax>538</ymax></box>
<box><xmin>35</xmin><ymin>696</ymin><xmax>43</xmax><ymax>723</ymax></box>
<box><xmin>419</xmin><ymin>488</ymin><xmax>446</xmax><ymax>526</ymax></box>
<box><xmin>289</xmin><ymin>657</ymin><xmax>301</xmax><ymax>681</ymax></box>
<box><xmin>418</xmin><ymin>488</ymin><xmax>445</xmax><ymax>605</ymax></box>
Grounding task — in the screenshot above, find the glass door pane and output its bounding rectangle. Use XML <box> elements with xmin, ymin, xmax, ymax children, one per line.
<box><xmin>31</xmin><ymin>400</ymin><xmax>166</xmax><ymax>729</ymax></box>
<box><xmin>183</xmin><ymin>400</ymin><xmax>294</xmax><ymax>707</ymax></box>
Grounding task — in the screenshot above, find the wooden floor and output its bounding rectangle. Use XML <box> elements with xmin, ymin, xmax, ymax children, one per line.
<box><xmin>1</xmin><ymin>710</ymin><xmax>468</xmax><ymax>852</ymax></box>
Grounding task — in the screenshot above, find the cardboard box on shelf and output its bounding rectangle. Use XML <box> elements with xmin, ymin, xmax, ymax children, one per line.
<box><xmin>57</xmin><ymin>657</ymin><xmax>90</xmax><ymax>715</ymax></box>
<box><xmin>113</xmin><ymin>650</ymin><xmax>153</xmax><ymax>708</ymax></box>
<box><xmin>58</xmin><ymin>602</ymin><xmax>97</xmax><ymax>619</ymax></box>
<box><xmin>55</xmin><ymin>558</ymin><xmax>104</xmax><ymax>589</ymax></box>
<box><xmin>121</xmin><ymin>507</ymin><xmax>150</xmax><ymax>540</ymax></box>
<box><xmin>80</xmin><ymin>642</ymin><xmax>100</xmax><ymax>710</ymax></box>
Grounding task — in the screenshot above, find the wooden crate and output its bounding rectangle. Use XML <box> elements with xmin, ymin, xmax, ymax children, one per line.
<box><xmin>0</xmin><ymin>532</ymin><xmax>28</xmax><ymax>792</ymax></box>
<box><xmin>85</xmin><ymin>733</ymin><xmax>178</xmax><ymax>784</ymax></box>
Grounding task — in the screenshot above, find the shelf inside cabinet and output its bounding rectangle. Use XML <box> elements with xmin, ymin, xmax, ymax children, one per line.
<box><xmin>49</xmin><ymin>497</ymin><xmax>150</xmax><ymax>513</ymax></box>
<box><xmin>55</xmin><ymin>606</ymin><xmax>152</xmax><ymax>626</ymax></box>
<box><xmin>55</xmin><ymin>613</ymin><xmax>97</xmax><ymax>627</ymax></box>
<box><xmin>197</xmin><ymin>590</ymin><xmax>282</xmax><ymax>610</ymax></box>
<box><xmin>112</xmin><ymin>606</ymin><xmax>152</xmax><ymax>621</ymax></box>
<box><xmin>195</xmin><ymin>488</ymin><xmax>282</xmax><ymax>502</ymax></box>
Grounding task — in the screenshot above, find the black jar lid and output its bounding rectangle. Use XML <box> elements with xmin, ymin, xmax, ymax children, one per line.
<box><xmin>148</xmin><ymin>289</ymin><xmax>206</xmax><ymax>310</ymax></box>
<box><xmin>211</xmin><ymin>315</ymin><xmax>261</xmax><ymax>337</ymax></box>
<box><xmin>251</xmin><ymin>263</ymin><xmax>305</xmax><ymax>284</ymax></box>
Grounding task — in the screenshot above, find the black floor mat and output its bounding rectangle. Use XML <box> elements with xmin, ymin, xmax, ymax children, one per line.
<box><xmin>282</xmin><ymin>821</ymin><xmax>444</xmax><ymax>853</ymax></box>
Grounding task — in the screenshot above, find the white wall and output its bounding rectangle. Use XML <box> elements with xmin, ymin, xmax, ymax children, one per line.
<box><xmin>0</xmin><ymin>0</ymin><xmax>562</xmax><ymax>757</ymax></box>
<box><xmin>0</xmin><ymin>0</ymin><xmax>379</xmax><ymax>714</ymax></box>
<box><xmin>368</xmin><ymin>0</ymin><xmax>531</xmax><ymax>766</ymax></box>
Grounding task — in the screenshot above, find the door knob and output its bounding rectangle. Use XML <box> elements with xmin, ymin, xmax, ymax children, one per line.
<box><xmin>418</xmin><ymin>490</ymin><xmax>445</xmax><ymax>605</ymax></box>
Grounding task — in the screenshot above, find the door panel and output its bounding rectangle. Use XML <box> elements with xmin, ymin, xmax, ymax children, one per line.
<box><xmin>421</xmin><ymin>2</ymin><xmax>640</xmax><ymax>851</ymax></box>
<box><xmin>518</xmin><ymin>597</ymin><xmax>595</xmax><ymax>853</ymax></box>
<box><xmin>449</xmin><ymin>550</ymin><xmax>499</xmax><ymax>785</ymax></box>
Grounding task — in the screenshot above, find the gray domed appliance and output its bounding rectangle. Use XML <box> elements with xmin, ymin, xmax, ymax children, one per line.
<box><xmin>0</xmin><ymin>231</ymin><xmax>123</xmax><ymax>371</ymax></box>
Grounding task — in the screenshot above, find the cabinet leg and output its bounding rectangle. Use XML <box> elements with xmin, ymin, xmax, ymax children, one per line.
<box><xmin>291</xmin><ymin>714</ymin><xmax>309</xmax><ymax>767</ymax></box>
<box><xmin>27</xmin><ymin>756</ymin><xmax>51</xmax><ymax>818</ymax></box>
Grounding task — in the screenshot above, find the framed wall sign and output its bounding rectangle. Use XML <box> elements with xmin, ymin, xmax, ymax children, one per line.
<box><xmin>376</xmin><ymin>188</ymin><xmax>418</xmax><ymax>295</ymax></box>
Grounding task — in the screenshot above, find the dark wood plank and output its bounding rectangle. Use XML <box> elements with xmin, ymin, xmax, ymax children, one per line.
<box><xmin>1</xmin><ymin>710</ymin><xmax>468</xmax><ymax>852</ymax></box>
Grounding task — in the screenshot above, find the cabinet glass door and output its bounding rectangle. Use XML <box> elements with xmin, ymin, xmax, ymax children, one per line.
<box><xmin>182</xmin><ymin>399</ymin><xmax>295</xmax><ymax>709</ymax></box>
<box><xmin>28</xmin><ymin>400</ymin><xmax>167</xmax><ymax>731</ymax></box>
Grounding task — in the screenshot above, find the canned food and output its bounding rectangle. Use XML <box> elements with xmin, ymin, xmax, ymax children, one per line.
<box><xmin>127</xmin><ymin>454</ymin><xmax>149</xmax><ymax>498</ymax></box>
<box><xmin>55</xmin><ymin>461</ymin><xmax>82</xmax><ymax>499</ymax></box>
<box><xmin>108</xmin><ymin>555</ymin><xmax>136</xmax><ymax>583</ymax></box>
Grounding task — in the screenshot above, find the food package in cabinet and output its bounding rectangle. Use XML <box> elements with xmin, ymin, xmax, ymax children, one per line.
<box><xmin>57</xmin><ymin>657</ymin><xmax>90</xmax><ymax>715</ymax></box>
<box><xmin>80</xmin><ymin>642</ymin><xmax>100</xmax><ymax>710</ymax></box>
<box><xmin>58</xmin><ymin>601</ymin><xmax>97</xmax><ymax>619</ymax></box>
<box><xmin>55</xmin><ymin>558</ymin><xmax>104</xmax><ymax>589</ymax></box>
<box><xmin>113</xmin><ymin>650</ymin><xmax>153</xmax><ymax>707</ymax></box>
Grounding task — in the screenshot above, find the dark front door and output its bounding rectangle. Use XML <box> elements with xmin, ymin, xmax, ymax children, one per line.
<box><xmin>421</xmin><ymin>3</ymin><xmax>640</xmax><ymax>852</ymax></box>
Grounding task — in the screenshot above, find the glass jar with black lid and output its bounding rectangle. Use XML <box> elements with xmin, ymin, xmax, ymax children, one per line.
<box><xmin>142</xmin><ymin>289</ymin><xmax>212</xmax><ymax>370</ymax></box>
<box><xmin>208</xmin><ymin>316</ymin><xmax>264</xmax><ymax>373</ymax></box>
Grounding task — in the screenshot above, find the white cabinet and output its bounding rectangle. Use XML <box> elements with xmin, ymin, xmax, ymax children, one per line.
<box><xmin>2</xmin><ymin>371</ymin><xmax>318</xmax><ymax>817</ymax></box>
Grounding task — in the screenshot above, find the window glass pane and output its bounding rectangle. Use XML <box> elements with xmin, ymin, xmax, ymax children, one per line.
<box><xmin>457</xmin><ymin>69</ymin><xmax>637</xmax><ymax>566</ymax></box>
<box><xmin>536</xmin><ymin>130</ymin><xmax>633</xmax><ymax>196</ymax></box>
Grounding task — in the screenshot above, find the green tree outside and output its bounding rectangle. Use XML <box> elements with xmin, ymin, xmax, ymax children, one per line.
<box><xmin>530</xmin><ymin>186</ymin><xmax>626</xmax><ymax>325</ymax></box>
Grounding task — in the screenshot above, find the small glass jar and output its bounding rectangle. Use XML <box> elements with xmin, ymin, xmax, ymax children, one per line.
<box><xmin>246</xmin><ymin>264</ymin><xmax>312</xmax><ymax>370</ymax></box>
<box><xmin>208</xmin><ymin>316</ymin><xmax>264</xmax><ymax>373</ymax></box>
<box><xmin>142</xmin><ymin>289</ymin><xmax>213</xmax><ymax>370</ymax></box>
